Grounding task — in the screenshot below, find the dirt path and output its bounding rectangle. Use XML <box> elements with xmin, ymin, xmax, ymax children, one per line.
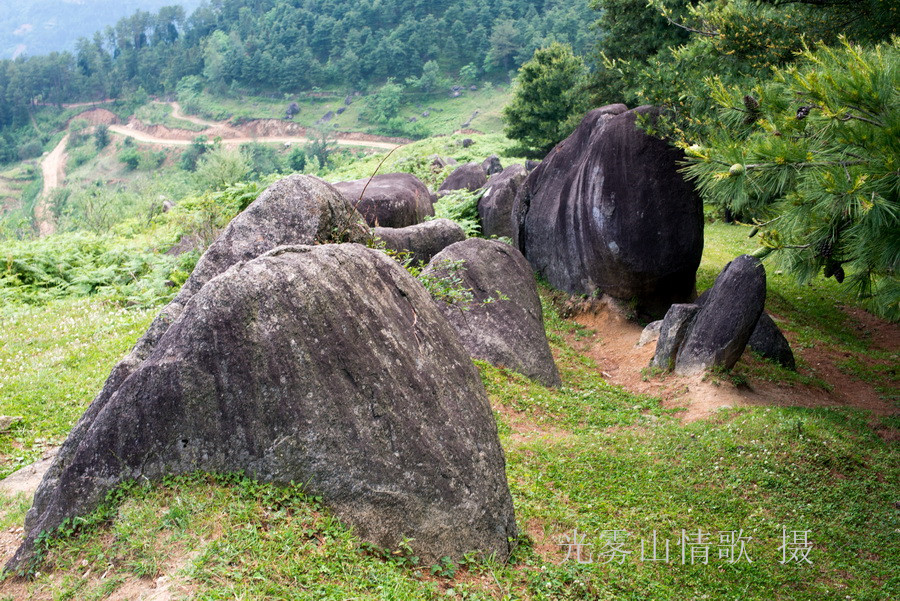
<box><xmin>109</xmin><ymin>122</ymin><xmax>402</xmax><ymax>150</ymax></box>
<box><xmin>35</xmin><ymin>134</ymin><xmax>68</xmax><ymax>236</ymax></box>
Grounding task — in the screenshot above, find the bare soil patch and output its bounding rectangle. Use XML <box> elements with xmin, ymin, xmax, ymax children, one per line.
<box><xmin>570</xmin><ymin>301</ymin><xmax>899</xmax><ymax>424</ymax></box>
<box><xmin>71</xmin><ymin>109</ymin><xmax>119</xmax><ymax>126</ymax></box>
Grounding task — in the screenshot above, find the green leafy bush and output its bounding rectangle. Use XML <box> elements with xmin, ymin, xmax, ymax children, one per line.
<box><xmin>429</xmin><ymin>189</ymin><xmax>482</xmax><ymax>237</ymax></box>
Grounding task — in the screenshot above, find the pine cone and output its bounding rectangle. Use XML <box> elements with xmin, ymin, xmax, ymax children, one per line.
<box><xmin>834</xmin><ymin>265</ymin><xmax>845</xmax><ymax>284</ymax></box>
<box><xmin>815</xmin><ymin>238</ymin><xmax>834</xmax><ymax>258</ymax></box>
<box><xmin>823</xmin><ymin>260</ymin><xmax>838</xmax><ymax>279</ymax></box>
<box><xmin>743</xmin><ymin>95</ymin><xmax>760</xmax><ymax>124</ymax></box>
<box><xmin>796</xmin><ymin>105</ymin><xmax>812</xmax><ymax>120</ymax></box>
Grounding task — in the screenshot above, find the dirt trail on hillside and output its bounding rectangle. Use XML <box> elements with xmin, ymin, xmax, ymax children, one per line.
<box><xmin>35</xmin><ymin>134</ymin><xmax>68</xmax><ymax>236</ymax></box>
<box><xmin>569</xmin><ymin>301</ymin><xmax>899</xmax><ymax>424</ymax></box>
<box><xmin>30</xmin><ymin>104</ymin><xmax>406</xmax><ymax>236</ymax></box>
<box><xmin>108</xmin><ymin>122</ymin><xmax>402</xmax><ymax>150</ymax></box>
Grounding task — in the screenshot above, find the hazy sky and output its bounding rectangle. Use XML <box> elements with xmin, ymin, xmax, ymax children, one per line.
<box><xmin>0</xmin><ymin>0</ymin><xmax>203</xmax><ymax>59</ymax></box>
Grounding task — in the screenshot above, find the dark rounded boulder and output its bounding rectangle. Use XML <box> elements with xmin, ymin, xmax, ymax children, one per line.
<box><xmin>8</xmin><ymin>244</ymin><xmax>517</xmax><ymax>571</ymax></box>
<box><xmin>675</xmin><ymin>255</ymin><xmax>767</xmax><ymax>375</ymax></box>
<box><xmin>478</xmin><ymin>164</ymin><xmax>527</xmax><ymax>240</ymax></box>
<box><xmin>512</xmin><ymin>105</ymin><xmax>703</xmax><ymax>317</ymax></box>
<box><xmin>422</xmin><ymin>239</ymin><xmax>561</xmax><ymax>387</ymax></box>
<box><xmin>333</xmin><ymin>172</ymin><xmax>435</xmax><ymax>228</ymax></box>
<box><xmin>481</xmin><ymin>155</ymin><xmax>503</xmax><ymax>176</ymax></box>
<box><xmin>439</xmin><ymin>162</ymin><xmax>488</xmax><ymax>193</ymax></box>
<box><xmin>374</xmin><ymin>218</ymin><xmax>466</xmax><ymax>265</ymax></box>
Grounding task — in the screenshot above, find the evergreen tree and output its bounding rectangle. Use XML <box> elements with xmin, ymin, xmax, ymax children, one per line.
<box><xmin>502</xmin><ymin>43</ymin><xmax>589</xmax><ymax>156</ymax></box>
<box><xmin>682</xmin><ymin>39</ymin><xmax>899</xmax><ymax>318</ymax></box>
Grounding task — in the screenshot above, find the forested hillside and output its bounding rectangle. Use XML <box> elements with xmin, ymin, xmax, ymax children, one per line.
<box><xmin>0</xmin><ymin>0</ymin><xmax>592</xmax><ymax>153</ymax></box>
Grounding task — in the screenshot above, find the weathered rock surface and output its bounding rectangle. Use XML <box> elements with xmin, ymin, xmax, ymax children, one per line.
<box><xmin>422</xmin><ymin>239</ymin><xmax>561</xmax><ymax>387</ymax></box>
<box><xmin>695</xmin><ymin>286</ymin><xmax>795</xmax><ymax>371</ymax></box>
<box><xmin>512</xmin><ymin>104</ymin><xmax>703</xmax><ymax>317</ymax></box>
<box><xmin>481</xmin><ymin>155</ymin><xmax>503</xmax><ymax>176</ymax></box>
<box><xmin>84</xmin><ymin>175</ymin><xmax>370</xmax><ymax>447</ymax></box>
<box><xmin>8</xmin><ymin>244</ymin><xmax>517</xmax><ymax>572</ymax></box>
<box><xmin>747</xmin><ymin>313</ymin><xmax>796</xmax><ymax>370</ymax></box>
<box><xmin>439</xmin><ymin>162</ymin><xmax>488</xmax><ymax>193</ymax></box>
<box><xmin>675</xmin><ymin>255</ymin><xmax>766</xmax><ymax>375</ymax></box>
<box><xmin>430</xmin><ymin>155</ymin><xmax>458</xmax><ymax>171</ymax></box>
<box><xmin>374</xmin><ymin>218</ymin><xmax>466</xmax><ymax>265</ymax></box>
<box><xmin>478</xmin><ymin>164</ymin><xmax>527</xmax><ymax>240</ymax></box>
<box><xmin>650</xmin><ymin>304</ymin><xmax>701</xmax><ymax>371</ymax></box>
<box><xmin>333</xmin><ymin>172</ymin><xmax>435</xmax><ymax>228</ymax></box>
<box><xmin>637</xmin><ymin>320</ymin><xmax>662</xmax><ymax>347</ymax></box>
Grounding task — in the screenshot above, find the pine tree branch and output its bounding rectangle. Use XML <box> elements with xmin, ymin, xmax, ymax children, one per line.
<box><xmin>661</xmin><ymin>15</ymin><xmax>719</xmax><ymax>38</ymax></box>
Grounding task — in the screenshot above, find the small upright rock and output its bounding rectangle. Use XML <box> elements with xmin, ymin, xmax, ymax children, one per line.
<box><xmin>695</xmin><ymin>286</ymin><xmax>796</xmax><ymax>370</ymax></box>
<box><xmin>748</xmin><ymin>313</ymin><xmax>796</xmax><ymax>370</ymax></box>
<box><xmin>422</xmin><ymin>239</ymin><xmax>561</xmax><ymax>387</ymax></box>
<box><xmin>481</xmin><ymin>155</ymin><xmax>503</xmax><ymax>176</ymax></box>
<box><xmin>650</xmin><ymin>304</ymin><xmax>701</xmax><ymax>371</ymax></box>
<box><xmin>675</xmin><ymin>255</ymin><xmax>766</xmax><ymax>375</ymax></box>
<box><xmin>478</xmin><ymin>164</ymin><xmax>527</xmax><ymax>240</ymax></box>
<box><xmin>439</xmin><ymin>162</ymin><xmax>488</xmax><ymax>193</ymax></box>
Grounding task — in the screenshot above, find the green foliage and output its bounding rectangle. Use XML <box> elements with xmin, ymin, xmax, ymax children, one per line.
<box><xmin>239</xmin><ymin>142</ymin><xmax>283</xmax><ymax>177</ymax></box>
<box><xmin>429</xmin><ymin>188</ymin><xmax>483</xmax><ymax>237</ymax></box>
<box><xmin>0</xmin><ymin>232</ymin><xmax>192</xmax><ymax>307</ymax></box>
<box><xmin>406</xmin><ymin>60</ymin><xmax>448</xmax><ymax>94</ymax></box>
<box><xmin>94</xmin><ymin>124</ymin><xmax>110</xmax><ymax>149</ymax></box>
<box><xmin>193</xmin><ymin>146</ymin><xmax>250</xmax><ymax>190</ymax></box>
<box><xmin>178</xmin><ymin>136</ymin><xmax>211</xmax><ymax>172</ymax></box>
<box><xmin>683</xmin><ymin>39</ymin><xmax>899</xmax><ymax>319</ymax></box>
<box><xmin>117</xmin><ymin>147</ymin><xmax>141</xmax><ymax>171</ymax></box>
<box><xmin>287</xmin><ymin>146</ymin><xmax>307</xmax><ymax>172</ymax></box>
<box><xmin>363</xmin><ymin>78</ymin><xmax>405</xmax><ymax>124</ymax></box>
<box><xmin>503</xmin><ymin>42</ymin><xmax>590</xmax><ymax>156</ymax></box>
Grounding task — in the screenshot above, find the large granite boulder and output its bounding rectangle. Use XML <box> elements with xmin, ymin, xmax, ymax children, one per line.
<box><xmin>512</xmin><ymin>104</ymin><xmax>703</xmax><ymax>317</ymax></box>
<box><xmin>439</xmin><ymin>162</ymin><xmax>488</xmax><ymax>193</ymax></box>
<box><xmin>333</xmin><ymin>172</ymin><xmax>435</xmax><ymax>228</ymax></box>
<box><xmin>8</xmin><ymin>244</ymin><xmax>517</xmax><ymax>572</ymax></box>
<box><xmin>422</xmin><ymin>239</ymin><xmax>561</xmax><ymax>387</ymax></box>
<box><xmin>675</xmin><ymin>255</ymin><xmax>766</xmax><ymax>375</ymax></box>
<box><xmin>374</xmin><ymin>218</ymin><xmax>466</xmax><ymax>265</ymax></box>
<box><xmin>478</xmin><ymin>164</ymin><xmax>527</xmax><ymax>240</ymax></box>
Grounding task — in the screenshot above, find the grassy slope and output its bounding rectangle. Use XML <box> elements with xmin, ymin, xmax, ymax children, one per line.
<box><xmin>180</xmin><ymin>85</ymin><xmax>512</xmax><ymax>138</ymax></box>
<box><xmin>0</xmin><ymin>219</ymin><xmax>896</xmax><ymax>599</ymax></box>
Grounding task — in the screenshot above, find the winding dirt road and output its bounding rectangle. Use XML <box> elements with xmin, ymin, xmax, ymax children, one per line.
<box><xmin>35</xmin><ymin>134</ymin><xmax>68</xmax><ymax>236</ymax></box>
<box><xmin>107</xmin><ymin>122</ymin><xmax>401</xmax><ymax>150</ymax></box>
<box><xmin>33</xmin><ymin>102</ymin><xmax>404</xmax><ymax>236</ymax></box>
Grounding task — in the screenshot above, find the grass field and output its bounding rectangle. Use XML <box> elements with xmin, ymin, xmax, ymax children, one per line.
<box><xmin>0</xmin><ymin>214</ymin><xmax>895</xmax><ymax>599</ymax></box>
<box><xmin>178</xmin><ymin>85</ymin><xmax>513</xmax><ymax>139</ymax></box>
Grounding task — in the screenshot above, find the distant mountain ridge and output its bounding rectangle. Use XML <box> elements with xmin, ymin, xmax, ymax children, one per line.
<box><xmin>0</xmin><ymin>0</ymin><xmax>202</xmax><ymax>59</ymax></box>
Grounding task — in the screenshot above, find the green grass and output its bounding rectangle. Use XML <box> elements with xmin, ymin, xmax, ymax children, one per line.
<box><xmin>0</xmin><ymin>299</ymin><xmax>156</xmax><ymax>478</ymax></box>
<box><xmin>178</xmin><ymin>85</ymin><xmax>513</xmax><ymax>139</ymax></box>
<box><xmin>134</xmin><ymin>102</ymin><xmax>207</xmax><ymax>132</ymax></box>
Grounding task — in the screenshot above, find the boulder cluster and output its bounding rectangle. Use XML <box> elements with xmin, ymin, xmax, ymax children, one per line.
<box><xmin>8</xmin><ymin>104</ymin><xmax>795</xmax><ymax>573</ymax></box>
